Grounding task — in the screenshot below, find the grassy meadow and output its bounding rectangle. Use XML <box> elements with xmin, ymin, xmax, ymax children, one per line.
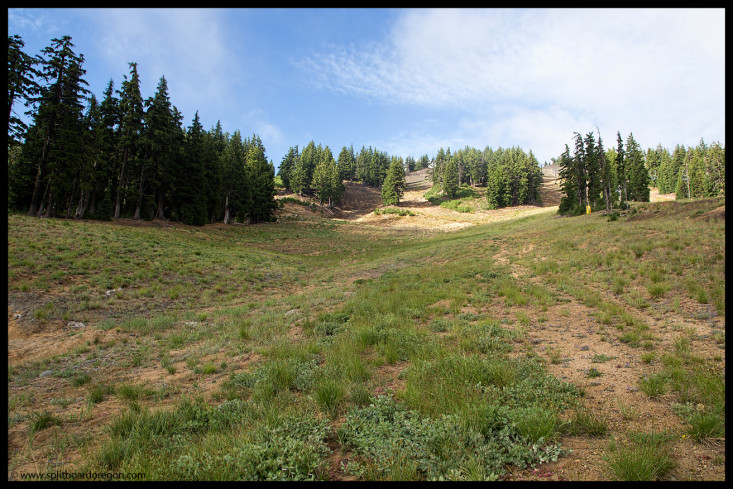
<box><xmin>7</xmin><ymin>195</ymin><xmax>725</xmax><ymax>481</ymax></box>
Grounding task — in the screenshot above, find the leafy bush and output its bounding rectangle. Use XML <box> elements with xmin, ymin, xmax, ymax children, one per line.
<box><xmin>338</xmin><ymin>394</ymin><xmax>564</xmax><ymax>481</ymax></box>
<box><xmin>374</xmin><ymin>207</ymin><xmax>415</xmax><ymax>216</ymax></box>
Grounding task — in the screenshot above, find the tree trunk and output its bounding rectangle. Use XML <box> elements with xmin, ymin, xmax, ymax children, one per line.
<box><xmin>156</xmin><ymin>191</ymin><xmax>166</xmax><ymax>220</ymax></box>
<box><xmin>28</xmin><ymin>135</ymin><xmax>51</xmax><ymax>216</ymax></box>
<box><xmin>36</xmin><ymin>176</ymin><xmax>52</xmax><ymax>217</ymax></box>
<box><xmin>133</xmin><ymin>164</ymin><xmax>145</xmax><ymax>220</ymax></box>
<box><xmin>223</xmin><ymin>193</ymin><xmax>230</xmax><ymax>225</ymax></box>
<box><xmin>88</xmin><ymin>191</ymin><xmax>96</xmax><ymax>216</ymax></box>
<box><xmin>114</xmin><ymin>148</ymin><xmax>129</xmax><ymax>219</ymax></box>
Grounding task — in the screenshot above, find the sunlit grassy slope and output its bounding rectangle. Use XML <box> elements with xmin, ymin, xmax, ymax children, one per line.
<box><xmin>7</xmin><ymin>195</ymin><xmax>725</xmax><ymax>481</ymax></box>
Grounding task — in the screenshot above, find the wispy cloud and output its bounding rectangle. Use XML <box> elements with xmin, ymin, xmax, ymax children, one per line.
<box><xmin>301</xmin><ymin>8</ymin><xmax>724</xmax><ymax>160</ymax></box>
<box><xmin>80</xmin><ymin>9</ymin><xmax>241</xmax><ymax>126</ymax></box>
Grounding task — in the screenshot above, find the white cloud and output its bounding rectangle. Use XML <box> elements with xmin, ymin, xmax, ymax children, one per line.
<box><xmin>80</xmin><ymin>9</ymin><xmax>241</xmax><ymax>127</ymax></box>
<box><xmin>302</xmin><ymin>8</ymin><xmax>725</xmax><ymax>161</ymax></box>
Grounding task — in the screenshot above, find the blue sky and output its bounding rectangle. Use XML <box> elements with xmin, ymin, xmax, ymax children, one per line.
<box><xmin>8</xmin><ymin>8</ymin><xmax>725</xmax><ymax>170</ymax></box>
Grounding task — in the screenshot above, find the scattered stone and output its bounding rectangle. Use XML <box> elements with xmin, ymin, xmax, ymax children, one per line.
<box><xmin>68</xmin><ymin>321</ymin><xmax>86</xmax><ymax>329</ymax></box>
<box><xmin>284</xmin><ymin>309</ymin><xmax>299</xmax><ymax>317</ymax></box>
<box><xmin>105</xmin><ymin>288</ymin><xmax>123</xmax><ymax>297</ymax></box>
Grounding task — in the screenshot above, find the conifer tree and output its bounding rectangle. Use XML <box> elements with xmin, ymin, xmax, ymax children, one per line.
<box><xmin>616</xmin><ymin>132</ymin><xmax>628</xmax><ymax>208</ymax></box>
<box><xmin>291</xmin><ymin>140</ymin><xmax>317</xmax><ymax>195</ymax></box>
<box><xmin>337</xmin><ymin>144</ymin><xmax>355</xmax><ymax>182</ymax></box>
<box><xmin>311</xmin><ymin>158</ymin><xmax>331</xmax><ymax>205</ymax></box>
<box><xmin>114</xmin><ymin>62</ymin><xmax>144</xmax><ymax>218</ymax></box>
<box><xmin>381</xmin><ymin>156</ymin><xmax>405</xmax><ymax>205</ymax></box>
<box><xmin>432</xmin><ymin>147</ymin><xmax>447</xmax><ymax>187</ymax></box>
<box><xmin>329</xmin><ymin>159</ymin><xmax>344</xmax><ymax>205</ymax></box>
<box><xmin>597</xmin><ymin>130</ymin><xmax>613</xmax><ymax>212</ymax></box>
<box><xmin>584</xmin><ymin>132</ymin><xmax>601</xmax><ymax>208</ymax></box>
<box><xmin>8</xmin><ymin>34</ymin><xmax>40</xmax><ymax>144</ymax></box>
<box><xmin>245</xmin><ymin>134</ymin><xmax>276</xmax><ymax>223</ymax></box>
<box><xmin>21</xmin><ymin>36</ymin><xmax>89</xmax><ymax>217</ymax></box>
<box><xmin>625</xmin><ymin>132</ymin><xmax>649</xmax><ymax>202</ymax></box>
<box><xmin>175</xmin><ymin>111</ymin><xmax>207</xmax><ymax>225</ymax></box>
<box><xmin>443</xmin><ymin>154</ymin><xmax>459</xmax><ymax>199</ymax></box>
<box><xmin>277</xmin><ymin>145</ymin><xmax>298</xmax><ymax>191</ymax></box>
<box><xmin>221</xmin><ymin>130</ymin><xmax>246</xmax><ymax>224</ymax></box>
<box><xmin>558</xmin><ymin>144</ymin><xmax>580</xmax><ymax>215</ymax></box>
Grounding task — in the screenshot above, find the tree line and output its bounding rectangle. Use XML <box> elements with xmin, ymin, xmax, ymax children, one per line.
<box><xmin>277</xmin><ymin>143</ymin><xmax>430</xmax><ymax>207</ymax></box>
<box><xmin>431</xmin><ymin>145</ymin><xmax>544</xmax><ymax>208</ymax></box>
<box><xmin>556</xmin><ymin>130</ymin><xmax>725</xmax><ymax>216</ymax></box>
<box><xmin>8</xmin><ymin>35</ymin><xmax>277</xmax><ymax>225</ymax></box>
<box><xmin>646</xmin><ymin>139</ymin><xmax>725</xmax><ymax>200</ymax></box>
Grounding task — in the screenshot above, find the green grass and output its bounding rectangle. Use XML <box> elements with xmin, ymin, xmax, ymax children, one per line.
<box><xmin>605</xmin><ymin>431</ymin><xmax>676</xmax><ymax>481</ymax></box>
<box><xmin>374</xmin><ymin>207</ymin><xmax>415</xmax><ymax>216</ymax></box>
<box><xmin>6</xmin><ymin>196</ymin><xmax>726</xmax><ymax>481</ymax></box>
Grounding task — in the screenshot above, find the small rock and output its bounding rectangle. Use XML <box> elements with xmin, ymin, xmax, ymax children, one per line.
<box><xmin>68</xmin><ymin>321</ymin><xmax>86</xmax><ymax>329</ymax></box>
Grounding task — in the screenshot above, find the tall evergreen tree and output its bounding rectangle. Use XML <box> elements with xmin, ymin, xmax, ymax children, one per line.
<box><xmin>329</xmin><ymin>158</ymin><xmax>344</xmax><ymax>205</ymax></box>
<box><xmin>245</xmin><ymin>134</ymin><xmax>277</xmax><ymax>223</ymax></box>
<box><xmin>625</xmin><ymin>132</ymin><xmax>649</xmax><ymax>202</ymax></box>
<box><xmin>616</xmin><ymin>131</ymin><xmax>628</xmax><ymax>208</ymax></box>
<box><xmin>175</xmin><ymin>111</ymin><xmax>207</xmax><ymax>225</ymax></box>
<box><xmin>114</xmin><ymin>62</ymin><xmax>144</xmax><ymax>219</ymax></box>
<box><xmin>21</xmin><ymin>36</ymin><xmax>89</xmax><ymax>217</ymax></box>
<box><xmin>277</xmin><ymin>145</ymin><xmax>298</xmax><ymax>191</ymax></box>
<box><xmin>558</xmin><ymin>144</ymin><xmax>580</xmax><ymax>215</ymax></box>
<box><xmin>597</xmin><ymin>130</ymin><xmax>613</xmax><ymax>212</ymax></box>
<box><xmin>584</xmin><ymin>131</ymin><xmax>601</xmax><ymax>208</ymax></box>
<box><xmin>381</xmin><ymin>156</ymin><xmax>406</xmax><ymax>205</ymax></box>
<box><xmin>291</xmin><ymin>140</ymin><xmax>317</xmax><ymax>195</ymax></box>
<box><xmin>221</xmin><ymin>129</ymin><xmax>246</xmax><ymax>224</ymax></box>
<box><xmin>312</xmin><ymin>158</ymin><xmax>332</xmax><ymax>206</ymax></box>
<box><xmin>8</xmin><ymin>34</ymin><xmax>41</xmax><ymax>144</ymax></box>
<box><xmin>337</xmin><ymin>144</ymin><xmax>356</xmax><ymax>182</ymax></box>
<box><xmin>443</xmin><ymin>154</ymin><xmax>460</xmax><ymax>199</ymax></box>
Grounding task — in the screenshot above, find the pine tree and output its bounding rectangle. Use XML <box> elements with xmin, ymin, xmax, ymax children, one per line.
<box><xmin>8</xmin><ymin>34</ymin><xmax>41</xmax><ymax>144</ymax></box>
<box><xmin>221</xmin><ymin>130</ymin><xmax>246</xmax><ymax>224</ymax></box>
<box><xmin>443</xmin><ymin>154</ymin><xmax>459</xmax><ymax>199</ymax></box>
<box><xmin>584</xmin><ymin>131</ymin><xmax>601</xmax><ymax>209</ymax></box>
<box><xmin>625</xmin><ymin>132</ymin><xmax>649</xmax><ymax>202</ymax></box>
<box><xmin>596</xmin><ymin>130</ymin><xmax>613</xmax><ymax>212</ymax></box>
<box><xmin>337</xmin><ymin>144</ymin><xmax>356</xmax><ymax>182</ymax></box>
<box><xmin>175</xmin><ymin>111</ymin><xmax>207</xmax><ymax>225</ymax></box>
<box><xmin>311</xmin><ymin>158</ymin><xmax>331</xmax><ymax>205</ymax></box>
<box><xmin>277</xmin><ymin>145</ymin><xmax>298</xmax><ymax>191</ymax></box>
<box><xmin>616</xmin><ymin>132</ymin><xmax>628</xmax><ymax>208</ymax></box>
<box><xmin>22</xmin><ymin>36</ymin><xmax>89</xmax><ymax>217</ymax></box>
<box><xmin>432</xmin><ymin>147</ymin><xmax>447</xmax><ymax>187</ymax></box>
<box><xmin>705</xmin><ymin>141</ymin><xmax>725</xmax><ymax>197</ymax></box>
<box><xmin>558</xmin><ymin>144</ymin><xmax>580</xmax><ymax>215</ymax></box>
<box><xmin>291</xmin><ymin>140</ymin><xmax>317</xmax><ymax>195</ymax></box>
<box><xmin>114</xmin><ymin>62</ymin><xmax>144</xmax><ymax>219</ymax></box>
<box><xmin>329</xmin><ymin>159</ymin><xmax>344</xmax><ymax>205</ymax></box>
<box><xmin>245</xmin><ymin>134</ymin><xmax>276</xmax><ymax>223</ymax></box>
<box><xmin>89</xmin><ymin>79</ymin><xmax>120</xmax><ymax>220</ymax></box>
<box><xmin>381</xmin><ymin>157</ymin><xmax>405</xmax><ymax>205</ymax></box>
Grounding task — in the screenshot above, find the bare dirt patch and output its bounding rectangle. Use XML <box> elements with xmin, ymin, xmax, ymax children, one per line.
<box><xmin>275</xmin><ymin>168</ymin><xmax>562</xmax><ymax>232</ymax></box>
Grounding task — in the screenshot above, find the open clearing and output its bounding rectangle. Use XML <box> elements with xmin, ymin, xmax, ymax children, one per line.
<box><xmin>7</xmin><ymin>171</ymin><xmax>725</xmax><ymax>481</ymax></box>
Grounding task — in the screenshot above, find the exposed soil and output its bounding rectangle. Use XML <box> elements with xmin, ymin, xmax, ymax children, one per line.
<box><xmin>277</xmin><ymin>168</ymin><xmax>560</xmax><ymax>232</ymax></box>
